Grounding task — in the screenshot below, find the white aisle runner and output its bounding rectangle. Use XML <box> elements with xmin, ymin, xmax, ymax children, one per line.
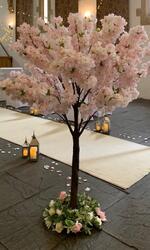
<box><xmin>0</xmin><ymin>108</ymin><xmax>150</xmax><ymax>189</ymax></box>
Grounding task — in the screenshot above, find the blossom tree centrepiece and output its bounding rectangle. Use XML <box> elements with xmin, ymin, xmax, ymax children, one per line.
<box><xmin>1</xmin><ymin>13</ymin><xmax>150</xmax><ymax>213</ymax></box>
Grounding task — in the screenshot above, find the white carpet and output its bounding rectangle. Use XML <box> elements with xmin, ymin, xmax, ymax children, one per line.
<box><xmin>0</xmin><ymin>107</ymin><xmax>150</xmax><ymax>189</ymax></box>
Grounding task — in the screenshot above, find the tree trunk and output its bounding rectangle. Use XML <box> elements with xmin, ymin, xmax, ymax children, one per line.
<box><xmin>70</xmin><ymin>104</ymin><xmax>80</xmax><ymax>209</ymax></box>
<box><xmin>70</xmin><ymin>133</ymin><xmax>80</xmax><ymax>209</ymax></box>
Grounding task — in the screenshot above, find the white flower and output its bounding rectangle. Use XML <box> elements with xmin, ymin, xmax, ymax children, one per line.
<box><xmin>43</xmin><ymin>210</ymin><xmax>48</xmax><ymax>217</ymax></box>
<box><xmin>44</xmin><ymin>218</ymin><xmax>52</xmax><ymax>229</ymax></box>
<box><xmin>49</xmin><ymin>200</ymin><xmax>55</xmax><ymax>207</ymax></box>
<box><xmin>49</xmin><ymin>207</ymin><xmax>55</xmax><ymax>216</ymax></box>
<box><xmin>95</xmin><ymin>216</ymin><xmax>102</xmax><ymax>226</ymax></box>
<box><xmin>88</xmin><ymin>212</ymin><xmax>94</xmax><ymax>220</ymax></box>
<box><xmin>56</xmin><ymin>209</ymin><xmax>62</xmax><ymax>216</ymax></box>
<box><xmin>55</xmin><ymin>222</ymin><xmax>64</xmax><ymax>233</ymax></box>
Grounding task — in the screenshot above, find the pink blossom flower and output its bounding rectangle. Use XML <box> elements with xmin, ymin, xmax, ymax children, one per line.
<box><xmin>37</xmin><ymin>17</ymin><xmax>46</xmax><ymax>27</ymax></box>
<box><xmin>59</xmin><ymin>191</ymin><xmax>67</xmax><ymax>201</ymax></box>
<box><xmin>71</xmin><ymin>221</ymin><xmax>82</xmax><ymax>233</ymax></box>
<box><xmin>0</xmin><ymin>13</ymin><xmax>150</xmax><ymax>120</ymax></box>
<box><xmin>95</xmin><ymin>208</ymin><xmax>107</xmax><ymax>222</ymax></box>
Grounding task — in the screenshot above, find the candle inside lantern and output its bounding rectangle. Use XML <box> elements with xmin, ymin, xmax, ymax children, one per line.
<box><xmin>95</xmin><ymin>122</ymin><xmax>101</xmax><ymax>132</ymax></box>
<box><xmin>29</xmin><ymin>132</ymin><xmax>39</xmax><ymax>162</ymax></box>
<box><xmin>22</xmin><ymin>137</ymin><xmax>29</xmax><ymax>158</ymax></box>
<box><xmin>30</xmin><ymin>107</ymin><xmax>39</xmax><ymax>116</ymax></box>
<box><xmin>23</xmin><ymin>148</ymin><xmax>28</xmax><ymax>157</ymax></box>
<box><xmin>30</xmin><ymin>146</ymin><xmax>37</xmax><ymax>160</ymax></box>
<box><xmin>101</xmin><ymin>116</ymin><xmax>110</xmax><ymax>134</ymax></box>
<box><xmin>33</xmin><ymin>109</ymin><xmax>39</xmax><ymax>116</ymax></box>
<box><xmin>102</xmin><ymin>122</ymin><xmax>109</xmax><ymax>133</ymax></box>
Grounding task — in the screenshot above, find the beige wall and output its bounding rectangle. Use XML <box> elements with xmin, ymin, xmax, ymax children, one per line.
<box><xmin>130</xmin><ymin>0</ymin><xmax>150</xmax><ymax>99</ymax></box>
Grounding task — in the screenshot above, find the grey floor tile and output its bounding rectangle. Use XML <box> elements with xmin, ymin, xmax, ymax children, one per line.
<box><xmin>54</xmin><ymin>231</ymin><xmax>134</xmax><ymax>250</ymax></box>
<box><xmin>104</xmin><ymin>175</ymin><xmax>150</xmax><ymax>250</ymax></box>
<box><xmin>0</xmin><ymin>173</ymin><xmax>37</xmax><ymax>212</ymax></box>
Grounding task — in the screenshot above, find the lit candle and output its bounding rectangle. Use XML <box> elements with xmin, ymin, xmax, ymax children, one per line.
<box><xmin>30</xmin><ymin>146</ymin><xmax>37</xmax><ymax>160</ymax></box>
<box><xmin>29</xmin><ymin>132</ymin><xmax>39</xmax><ymax>162</ymax></box>
<box><xmin>96</xmin><ymin>122</ymin><xmax>101</xmax><ymax>132</ymax></box>
<box><xmin>23</xmin><ymin>148</ymin><xmax>28</xmax><ymax>157</ymax></box>
<box><xmin>33</xmin><ymin>109</ymin><xmax>39</xmax><ymax>116</ymax></box>
<box><xmin>22</xmin><ymin>137</ymin><xmax>29</xmax><ymax>159</ymax></box>
<box><xmin>30</xmin><ymin>108</ymin><xmax>39</xmax><ymax>116</ymax></box>
<box><xmin>102</xmin><ymin>122</ymin><xmax>109</xmax><ymax>133</ymax></box>
<box><xmin>101</xmin><ymin>117</ymin><xmax>110</xmax><ymax>134</ymax></box>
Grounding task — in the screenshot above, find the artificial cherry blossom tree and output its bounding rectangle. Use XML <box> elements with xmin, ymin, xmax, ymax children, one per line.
<box><xmin>1</xmin><ymin>13</ymin><xmax>150</xmax><ymax>209</ymax></box>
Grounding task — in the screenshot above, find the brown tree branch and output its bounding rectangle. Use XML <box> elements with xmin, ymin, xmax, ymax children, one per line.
<box><xmin>54</xmin><ymin>113</ymin><xmax>65</xmax><ymax>122</ymax></box>
<box><xmin>79</xmin><ymin>118</ymin><xmax>83</xmax><ymax>131</ymax></box>
<box><xmin>79</xmin><ymin>111</ymin><xmax>97</xmax><ymax>136</ymax></box>
<box><xmin>63</xmin><ymin>114</ymin><xmax>74</xmax><ymax>136</ymax></box>
<box><xmin>79</xmin><ymin>88</ymin><xmax>91</xmax><ymax>106</ymax></box>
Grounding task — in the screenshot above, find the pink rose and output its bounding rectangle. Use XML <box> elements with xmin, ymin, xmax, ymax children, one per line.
<box><xmin>71</xmin><ymin>222</ymin><xmax>82</xmax><ymax>233</ymax></box>
<box><xmin>95</xmin><ymin>208</ymin><xmax>107</xmax><ymax>222</ymax></box>
<box><xmin>59</xmin><ymin>191</ymin><xmax>67</xmax><ymax>201</ymax></box>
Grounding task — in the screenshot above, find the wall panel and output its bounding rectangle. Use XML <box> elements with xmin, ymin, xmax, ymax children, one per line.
<box><xmin>97</xmin><ymin>0</ymin><xmax>129</xmax><ymax>28</ymax></box>
<box><xmin>55</xmin><ymin>0</ymin><xmax>78</xmax><ymax>25</ymax></box>
<box><xmin>16</xmin><ymin>0</ymin><xmax>33</xmax><ymax>36</ymax></box>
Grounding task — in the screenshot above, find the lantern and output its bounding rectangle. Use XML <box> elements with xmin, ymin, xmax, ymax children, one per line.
<box><xmin>30</xmin><ymin>107</ymin><xmax>34</xmax><ymax>115</ymax></box>
<box><xmin>29</xmin><ymin>132</ymin><xmax>39</xmax><ymax>162</ymax></box>
<box><xmin>101</xmin><ymin>116</ymin><xmax>111</xmax><ymax>135</ymax></box>
<box><xmin>95</xmin><ymin>120</ymin><xmax>101</xmax><ymax>132</ymax></box>
<box><xmin>30</xmin><ymin>107</ymin><xmax>39</xmax><ymax>116</ymax></box>
<box><xmin>22</xmin><ymin>137</ymin><xmax>29</xmax><ymax>158</ymax></box>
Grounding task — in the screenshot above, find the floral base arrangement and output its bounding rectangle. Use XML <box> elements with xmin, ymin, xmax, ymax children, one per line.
<box><xmin>43</xmin><ymin>192</ymin><xmax>107</xmax><ymax>235</ymax></box>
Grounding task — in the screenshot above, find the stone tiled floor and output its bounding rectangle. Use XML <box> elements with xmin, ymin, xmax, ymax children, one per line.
<box><xmin>0</xmin><ymin>99</ymin><xmax>150</xmax><ymax>250</ymax></box>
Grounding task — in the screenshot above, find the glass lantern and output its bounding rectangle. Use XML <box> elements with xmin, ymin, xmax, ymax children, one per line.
<box><xmin>22</xmin><ymin>137</ymin><xmax>29</xmax><ymax>159</ymax></box>
<box><xmin>101</xmin><ymin>116</ymin><xmax>111</xmax><ymax>135</ymax></box>
<box><xmin>29</xmin><ymin>132</ymin><xmax>39</xmax><ymax>162</ymax></box>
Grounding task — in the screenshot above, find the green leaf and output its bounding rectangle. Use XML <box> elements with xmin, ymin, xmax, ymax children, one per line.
<box><xmin>65</xmin><ymin>219</ymin><xmax>74</xmax><ymax>227</ymax></box>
